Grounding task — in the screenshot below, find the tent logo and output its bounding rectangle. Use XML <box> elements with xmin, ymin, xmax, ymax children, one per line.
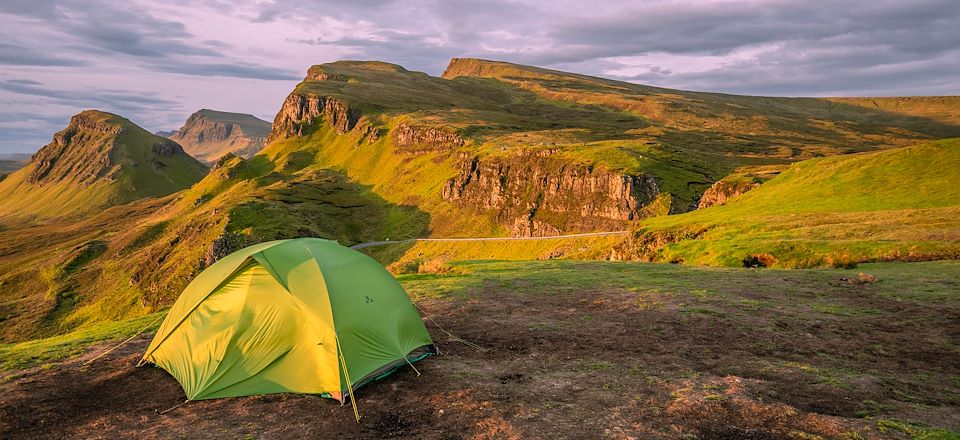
<box><xmin>364</xmin><ymin>295</ymin><xmax>374</xmax><ymax>303</ymax></box>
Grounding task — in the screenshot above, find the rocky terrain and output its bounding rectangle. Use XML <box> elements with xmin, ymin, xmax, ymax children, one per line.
<box><xmin>441</xmin><ymin>151</ymin><xmax>662</xmax><ymax>236</ymax></box>
<box><xmin>167</xmin><ymin>110</ymin><xmax>270</xmax><ymax>163</ymax></box>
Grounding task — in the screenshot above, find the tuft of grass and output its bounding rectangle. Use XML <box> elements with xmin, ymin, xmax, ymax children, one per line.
<box><xmin>877</xmin><ymin>419</ymin><xmax>960</xmax><ymax>440</ymax></box>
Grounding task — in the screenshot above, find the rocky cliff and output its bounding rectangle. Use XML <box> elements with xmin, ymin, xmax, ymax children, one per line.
<box><xmin>268</xmin><ymin>94</ymin><xmax>359</xmax><ymax>142</ymax></box>
<box><xmin>442</xmin><ymin>151</ymin><xmax>660</xmax><ymax>236</ymax></box>
<box><xmin>697</xmin><ymin>179</ymin><xmax>761</xmax><ymax>209</ymax></box>
<box><xmin>168</xmin><ymin>109</ymin><xmax>270</xmax><ymax>163</ymax></box>
<box><xmin>392</xmin><ymin>122</ymin><xmax>464</xmax><ymax>152</ymax></box>
<box><xmin>696</xmin><ymin>166</ymin><xmax>782</xmax><ymax>209</ymax></box>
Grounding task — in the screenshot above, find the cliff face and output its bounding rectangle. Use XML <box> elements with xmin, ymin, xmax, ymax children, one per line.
<box><xmin>268</xmin><ymin>94</ymin><xmax>359</xmax><ymax>142</ymax></box>
<box><xmin>442</xmin><ymin>152</ymin><xmax>660</xmax><ymax>236</ymax></box>
<box><xmin>696</xmin><ymin>166</ymin><xmax>782</xmax><ymax>209</ymax></box>
<box><xmin>168</xmin><ymin>110</ymin><xmax>270</xmax><ymax>163</ymax></box>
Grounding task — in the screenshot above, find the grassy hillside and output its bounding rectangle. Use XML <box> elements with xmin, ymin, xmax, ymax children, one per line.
<box><xmin>263</xmin><ymin>59</ymin><xmax>960</xmax><ymax>236</ymax></box>
<box><xmin>0</xmin><ymin>149</ymin><xmax>429</xmax><ymax>342</ymax></box>
<box><xmin>623</xmin><ymin>138</ymin><xmax>960</xmax><ymax>267</ymax></box>
<box><xmin>0</xmin><ymin>111</ymin><xmax>207</xmax><ymax>223</ymax></box>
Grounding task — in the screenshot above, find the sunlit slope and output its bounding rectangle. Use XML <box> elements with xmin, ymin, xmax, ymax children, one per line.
<box><xmin>626</xmin><ymin>139</ymin><xmax>960</xmax><ymax>267</ymax></box>
<box><xmin>0</xmin><ymin>111</ymin><xmax>207</xmax><ymax>223</ymax></box>
<box><xmin>262</xmin><ymin>59</ymin><xmax>960</xmax><ymax>237</ymax></box>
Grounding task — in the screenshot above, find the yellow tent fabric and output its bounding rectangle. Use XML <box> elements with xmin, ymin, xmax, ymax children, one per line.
<box><xmin>142</xmin><ymin>238</ymin><xmax>436</xmax><ymax>402</ymax></box>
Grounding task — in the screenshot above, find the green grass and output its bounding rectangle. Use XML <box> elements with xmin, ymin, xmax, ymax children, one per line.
<box><xmin>629</xmin><ymin>139</ymin><xmax>960</xmax><ymax>267</ymax></box>
<box><xmin>877</xmin><ymin>419</ymin><xmax>960</xmax><ymax>440</ymax></box>
<box><xmin>0</xmin><ymin>311</ymin><xmax>165</xmax><ymax>372</ymax></box>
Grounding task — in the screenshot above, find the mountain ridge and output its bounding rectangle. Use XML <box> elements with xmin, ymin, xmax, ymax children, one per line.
<box><xmin>0</xmin><ymin>110</ymin><xmax>208</xmax><ymax>223</ymax></box>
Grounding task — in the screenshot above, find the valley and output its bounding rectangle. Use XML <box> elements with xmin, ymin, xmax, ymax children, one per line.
<box><xmin>0</xmin><ymin>56</ymin><xmax>957</xmax><ymax>439</ymax></box>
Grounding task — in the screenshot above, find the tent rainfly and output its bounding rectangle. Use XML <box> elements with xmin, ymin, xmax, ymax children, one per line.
<box><xmin>141</xmin><ymin>237</ymin><xmax>436</xmax><ymax>404</ymax></box>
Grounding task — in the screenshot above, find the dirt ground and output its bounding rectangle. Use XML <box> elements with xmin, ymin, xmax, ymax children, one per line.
<box><xmin>1</xmin><ymin>261</ymin><xmax>959</xmax><ymax>439</ymax></box>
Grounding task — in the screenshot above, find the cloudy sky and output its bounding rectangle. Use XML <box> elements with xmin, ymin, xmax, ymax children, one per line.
<box><xmin>1</xmin><ymin>0</ymin><xmax>958</xmax><ymax>154</ymax></box>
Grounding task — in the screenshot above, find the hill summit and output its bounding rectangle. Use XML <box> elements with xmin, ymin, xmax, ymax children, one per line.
<box><xmin>167</xmin><ymin>109</ymin><xmax>271</xmax><ymax>163</ymax></box>
<box><xmin>0</xmin><ymin>110</ymin><xmax>208</xmax><ymax>222</ymax></box>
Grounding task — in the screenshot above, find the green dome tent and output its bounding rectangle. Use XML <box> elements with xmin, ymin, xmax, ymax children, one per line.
<box><xmin>141</xmin><ymin>237</ymin><xmax>436</xmax><ymax>405</ymax></box>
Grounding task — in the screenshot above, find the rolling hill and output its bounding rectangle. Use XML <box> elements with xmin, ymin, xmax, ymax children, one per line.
<box><xmin>617</xmin><ymin>138</ymin><xmax>960</xmax><ymax>267</ymax></box>
<box><xmin>166</xmin><ymin>109</ymin><xmax>271</xmax><ymax>163</ymax></box>
<box><xmin>0</xmin><ymin>111</ymin><xmax>208</xmax><ymax>223</ymax></box>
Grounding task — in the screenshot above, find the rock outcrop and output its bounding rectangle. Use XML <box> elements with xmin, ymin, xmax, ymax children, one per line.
<box><xmin>167</xmin><ymin>110</ymin><xmax>270</xmax><ymax>163</ymax></box>
<box><xmin>442</xmin><ymin>152</ymin><xmax>660</xmax><ymax>236</ymax></box>
<box><xmin>697</xmin><ymin>178</ymin><xmax>760</xmax><ymax>209</ymax></box>
<box><xmin>392</xmin><ymin>122</ymin><xmax>464</xmax><ymax>152</ymax></box>
<box><xmin>268</xmin><ymin>94</ymin><xmax>360</xmax><ymax>142</ymax></box>
<box><xmin>696</xmin><ymin>167</ymin><xmax>781</xmax><ymax>209</ymax></box>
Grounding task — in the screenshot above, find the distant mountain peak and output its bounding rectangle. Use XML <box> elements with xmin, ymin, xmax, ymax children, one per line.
<box><xmin>167</xmin><ymin>109</ymin><xmax>271</xmax><ymax>164</ymax></box>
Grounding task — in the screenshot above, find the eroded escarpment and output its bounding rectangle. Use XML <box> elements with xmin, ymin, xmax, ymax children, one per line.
<box><xmin>268</xmin><ymin>93</ymin><xmax>360</xmax><ymax>142</ymax></box>
<box><xmin>442</xmin><ymin>152</ymin><xmax>661</xmax><ymax>237</ymax></box>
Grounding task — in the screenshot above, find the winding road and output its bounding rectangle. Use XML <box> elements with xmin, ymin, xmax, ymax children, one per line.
<box><xmin>349</xmin><ymin>231</ymin><xmax>629</xmax><ymax>250</ymax></box>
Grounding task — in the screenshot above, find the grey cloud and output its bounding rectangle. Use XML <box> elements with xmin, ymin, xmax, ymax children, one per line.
<box><xmin>0</xmin><ymin>79</ymin><xmax>181</xmax><ymax>111</ymax></box>
<box><xmin>3</xmin><ymin>0</ymin><xmax>959</xmax><ymax>153</ymax></box>
<box><xmin>152</xmin><ymin>62</ymin><xmax>301</xmax><ymax>81</ymax></box>
<box><xmin>0</xmin><ymin>42</ymin><xmax>86</xmax><ymax>66</ymax></box>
